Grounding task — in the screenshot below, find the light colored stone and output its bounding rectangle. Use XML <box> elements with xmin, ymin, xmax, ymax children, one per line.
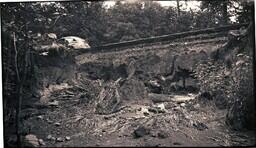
<box><xmin>24</xmin><ymin>134</ymin><xmax>39</xmax><ymax>147</ymax></box>
<box><xmin>237</xmin><ymin>53</ymin><xmax>244</xmax><ymax>57</ymax></box>
<box><xmin>39</xmin><ymin>139</ymin><xmax>45</xmax><ymax>145</ymax></box>
<box><xmin>56</xmin><ymin>137</ymin><xmax>64</xmax><ymax>142</ymax></box>
<box><xmin>171</xmin><ymin>94</ymin><xmax>195</xmax><ymax>102</ymax></box>
<box><xmin>174</xmin><ymin>106</ymin><xmax>180</xmax><ymax>111</ymax></box>
<box><xmin>37</xmin><ymin>115</ymin><xmax>43</xmax><ymax>120</ymax></box>
<box><xmin>47</xmin><ymin>33</ymin><xmax>57</xmax><ymax>39</ymax></box>
<box><xmin>48</xmin><ymin>100</ymin><xmax>59</xmax><ymax>106</ymax></box>
<box><xmin>236</xmin><ymin>60</ymin><xmax>245</xmax><ymax>66</ymax></box>
<box><xmin>155</xmin><ymin>103</ymin><xmax>165</xmax><ymax>111</ymax></box>
<box><xmin>46</xmin><ymin>134</ymin><xmax>52</xmax><ymax>140</ymax></box>
<box><xmin>60</xmin><ymin>36</ymin><xmax>90</xmax><ymax>49</ymax></box>
<box><xmin>54</xmin><ymin>122</ymin><xmax>61</xmax><ymax>126</ymax></box>
<box><xmin>180</xmin><ymin>103</ymin><xmax>186</xmax><ymax>107</ymax></box>
<box><xmin>224</xmin><ymin>71</ymin><xmax>231</xmax><ymax>76</ymax></box>
<box><xmin>65</xmin><ymin>136</ymin><xmax>71</xmax><ymax>141</ymax></box>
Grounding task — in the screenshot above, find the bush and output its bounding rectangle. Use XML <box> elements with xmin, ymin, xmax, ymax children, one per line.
<box><xmin>194</xmin><ymin>60</ymin><xmax>233</xmax><ymax>109</ymax></box>
<box><xmin>195</xmin><ymin>53</ymin><xmax>255</xmax><ymax>130</ymax></box>
<box><xmin>226</xmin><ymin>54</ymin><xmax>255</xmax><ymax>130</ymax></box>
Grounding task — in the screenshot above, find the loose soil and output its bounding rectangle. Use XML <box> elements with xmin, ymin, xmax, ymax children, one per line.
<box><xmin>5</xmin><ymin>34</ymin><xmax>255</xmax><ymax>147</ymax></box>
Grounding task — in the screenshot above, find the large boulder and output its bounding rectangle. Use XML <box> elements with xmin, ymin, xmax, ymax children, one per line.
<box><xmin>33</xmin><ymin>34</ymin><xmax>91</xmax><ymax>56</ymax></box>
<box><xmin>59</xmin><ymin>36</ymin><xmax>90</xmax><ymax>49</ymax></box>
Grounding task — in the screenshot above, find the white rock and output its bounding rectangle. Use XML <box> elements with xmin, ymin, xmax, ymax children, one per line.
<box><xmin>236</xmin><ymin>60</ymin><xmax>245</xmax><ymax>66</ymax></box>
<box><xmin>60</xmin><ymin>36</ymin><xmax>90</xmax><ymax>49</ymax></box>
<box><xmin>47</xmin><ymin>33</ymin><xmax>57</xmax><ymax>39</ymax></box>
<box><xmin>39</xmin><ymin>52</ymin><xmax>49</xmax><ymax>56</ymax></box>
<box><xmin>65</xmin><ymin>136</ymin><xmax>71</xmax><ymax>141</ymax></box>
<box><xmin>37</xmin><ymin>115</ymin><xmax>43</xmax><ymax>120</ymax></box>
<box><xmin>187</xmin><ymin>93</ymin><xmax>194</xmax><ymax>97</ymax></box>
<box><xmin>224</xmin><ymin>71</ymin><xmax>231</xmax><ymax>76</ymax></box>
<box><xmin>46</xmin><ymin>134</ymin><xmax>52</xmax><ymax>140</ymax></box>
<box><xmin>48</xmin><ymin>100</ymin><xmax>59</xmax><ymax>106</ymax></box>
<box><xmin>237</xmin><ymin>53</ymin><xmax>244</xmax><ymax>57</ymax></box>
<box><xmin>54</xmin><ymin>122</ymin><xmax>61</xmax><ymax>126</ymax></box>
<box><xmin>24</xmin><ymin>134</ymin><xmax>39</xmax><ymax>147</ymax></box>
<box><xmin>56</xmin><ymin>137</ymin><xmax>63</xmax><ymax>142</ymax></box>
<box><xmin>139</xmin><ymin>106</ymin><xmax>149</xmax><ymax>115</ymax></box>
<box><xmin>174</xmin><ymin>106</ymin><xmax>181</xmax><ymax>111</ymax></box>
<box><xmin>39</xmin><ymin>139</ymin><xmax>45</xmax><ymax>145</ymax></box>
<box><xmin>149</xmin><ymin>80</ymin><xmax>160</xmax><ymax>87</ymax></box>
<box><xmin>180</xmin><ymin>103</ymin><xmax>186</xmax><ymax>107</ymax></box>
<box><xmin>160</xmin><ymin>76</ymin><xmax>166</xmax><ymax>81</ymax></box>
<box><xmin>156</xmin><ymin>103</ymin><xmax>165</xmax><ymax>110</ymax></box>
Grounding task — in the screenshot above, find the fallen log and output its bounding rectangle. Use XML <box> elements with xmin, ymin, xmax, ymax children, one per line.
<box><xmin>76</xmin><ymin>23</ymin><xmax>249</xmax><ymax>54</ymax></box>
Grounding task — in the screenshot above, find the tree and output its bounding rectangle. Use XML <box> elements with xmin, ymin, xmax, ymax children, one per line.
<box><xmin>1</xmin><ymin>2</ymin><xmax>68</xmax><ymax>145</ymax></box>
<box><xmin>201</xmin><ymin>0</ymin><xmax>229</xmax><ymax>25</ymax></box>
<box><xmin>176</xmin><ymin>0</ymin><xmax>181</xmax><ymax>17</ymax></box>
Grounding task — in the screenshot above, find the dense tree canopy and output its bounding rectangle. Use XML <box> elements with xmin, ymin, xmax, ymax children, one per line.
<box><xmin>1</xmin><ymin>1</ymin><xmax>252</xmax><ymax>45</ymax></box>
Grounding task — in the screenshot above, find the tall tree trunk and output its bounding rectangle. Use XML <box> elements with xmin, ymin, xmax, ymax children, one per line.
<box><xmin>14</xmin><ymin>32</ymin><xmax>30</xmax><ymax>146</ymax></box>
<box><xmin>176</xmin><ymin>0</ymin><xmax>180</xmax><ymax>17</ymax></box>
<box><xmin>222</xmin><ymin>0</ymin><xmax>228</xmax><ymax>25</ymax></box>
<box><xmin>13</xmin><ymin>32</ymin><xmax>22</xmax><ymax>146</ymax></box>
<box><xmin>4</xmin><ymin>39</ymin><xmax>11</xmax><ymax>112</ymax></box>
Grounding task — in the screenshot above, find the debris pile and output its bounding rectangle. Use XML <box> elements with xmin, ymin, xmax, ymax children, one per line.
<box><xmin>94</xmin><ymin>78</ymin><xmax>148</xmax><ymax>115</ymax></box>
<box><xmin>9</xmin><ymin>27</ymin><xmax>254</xmax><ymax>147</ymax></box>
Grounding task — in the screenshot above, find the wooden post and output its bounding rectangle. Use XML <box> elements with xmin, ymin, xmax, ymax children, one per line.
<box><xmin>182</xmin><ymin>77</ymin><xmax>186</xmax><ymax>89</ymax></box>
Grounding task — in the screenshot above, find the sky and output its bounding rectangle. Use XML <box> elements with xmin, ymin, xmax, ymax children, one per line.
<box><xmin>103</xmin><ymin>1</ymin><xmax>201</xmax><ymax>11</ymax></box>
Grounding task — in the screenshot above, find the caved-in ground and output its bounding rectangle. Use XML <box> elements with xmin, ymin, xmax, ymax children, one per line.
<box><xmin>22</xmin><ymin>90</ymin><xmax>255</xmax><ymax>147</ymax></box>
<box><xmin>6</xmin><ymin>34</ymin><xmax>256</xmax><ymax>147</ymax></box>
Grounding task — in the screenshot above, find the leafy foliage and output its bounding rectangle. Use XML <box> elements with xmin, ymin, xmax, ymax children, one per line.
<box><xmin>195</xmin><ymin>50</ymin><xmax>254</xmax><ymax>130</ymax></box>
<box><xmin>195</xmin><ymin>60</ymin><xmax>233</xmax><ymax>108</ymax></box>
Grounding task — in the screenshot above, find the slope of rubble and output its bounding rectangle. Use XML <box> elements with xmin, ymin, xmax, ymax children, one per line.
<box><xmin>5</xmin><ymin>32</ymin><xmax>255</xmax><ymax>147</ymax></box>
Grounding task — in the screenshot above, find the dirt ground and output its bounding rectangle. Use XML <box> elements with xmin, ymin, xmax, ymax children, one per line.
<box><xmin>5</xmin><ymin>34</ymin><xmax>256</xmax><ymax>147</ymax></box>
<box><xmin>21</xmin><ymin>90</ymin><xmax>255</xmax><ymax>147</ymax></box>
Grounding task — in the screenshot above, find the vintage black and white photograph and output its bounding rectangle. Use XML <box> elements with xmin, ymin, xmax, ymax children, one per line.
<box><xmin>1</xmin><ymin>0</ymin><xmax>255</xmax><ymax>147</ymax></box>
